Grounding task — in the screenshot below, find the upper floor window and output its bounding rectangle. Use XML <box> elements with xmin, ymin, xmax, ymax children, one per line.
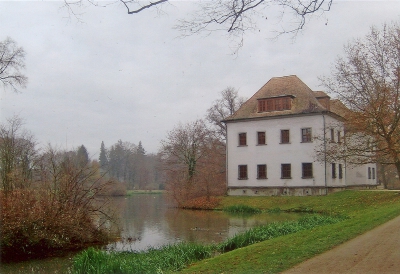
<box><xmin>238</xmin><ymin>165</ymin><xmax>248</xmax><ymax>180</ymax></box>
<box><xmin>337</xmin><ymin>131</ymin><xmax>342</xmax><ymax>143</ymax></box>
<box><xmin>281</xmin><ymin>164</ymin><xmax>291</xmax><ymax>179</ymax></box>
<box><xmin>330</xmin><ymin>128</ymin><xmax>335</xmax><ymax>142</ymax></box>
<box><xmin>238</xmin><ymin>133</ymin><xmax>247</xmax><ymax>146</ymax></box>
<box><xmin>302</xmin><ymin>163</ymin><xmax>313</xmax><ymax>178</ymax></box>
<box><xmin>257</xmin><ymin>131</ymin><xmax>266</xmax><ymax>145</ymax></box>
<box><xmin>281</xmin><ymin>130</ymin><xmax>290</xmax><ymax>144</ymax></box>
<box><xmin>257</xmin><ymin>164</ymin><xmax>267</xmax><ymax>179</ymax></box>
<box><xmin>258</xmin><ymin>96</ymin><xmax>292</xmax><ymax>112</ymax></box>
<box><xmin>301</xmin><ymin>128</ymin><xmax>312</xmax><ymax>143</ymax></box>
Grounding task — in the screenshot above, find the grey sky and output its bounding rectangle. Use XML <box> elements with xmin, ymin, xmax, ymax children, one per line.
<box><xmin>1</xmin><ymin>1</ymin><xmax>399</xmax><ymax>157</ymax></box>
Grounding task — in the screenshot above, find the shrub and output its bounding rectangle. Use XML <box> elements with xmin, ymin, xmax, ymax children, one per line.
<box><xmin>181</xmin><ymin>196</ymin><xmax>222</xmax><ymax>210</ymax></box>
<box><xmin>223</xmin><ymin>204</ymin><xmax>262</xmax><ymax>214</ymax></box>
<box><xmin>0</xmin><ymin>189</ymin><xmax>109</xmax><ymax>262</ymax></box>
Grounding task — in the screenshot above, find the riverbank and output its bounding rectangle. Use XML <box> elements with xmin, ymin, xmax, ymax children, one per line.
<box><xmin>72</xmin><ymin>190</ymin><xmax>400</xmax><ymax>273</ymax></box>
<box><xmin>182</xmin><ymin>190</ymin><xmax>400</xmax><ymax>273</ymax></box>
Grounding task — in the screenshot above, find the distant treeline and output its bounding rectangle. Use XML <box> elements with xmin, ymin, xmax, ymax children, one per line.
<box><xmin>99</xmin><ymin>140</ymin><xmax>165</xmax><ymax>190</ymax></box>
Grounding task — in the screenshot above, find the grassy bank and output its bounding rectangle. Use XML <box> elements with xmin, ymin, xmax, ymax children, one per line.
<box><xmin>183</xmin><ymin>190</ymin><xmax>400</xmax><ymax>273</ymax></box>
<box><xmin>72</xmin><ymin>190</ymin><xmax>400</xmax><ymax>273</ymax></box>
<box><xmin>126</xmin><ymin>190</ymin><xmax>164</xmax><ymax>196</ymax></box>
<box><xmin>72</xmin><ymin>215</ymin><xmax>342</xmax><ymax>273</ymax></box>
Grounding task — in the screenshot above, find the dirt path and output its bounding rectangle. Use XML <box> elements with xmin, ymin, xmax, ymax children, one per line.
<box><xmin>282</xmin><ymin>215</ymin><xmax>400</xmax><ymax>274</ymax></box>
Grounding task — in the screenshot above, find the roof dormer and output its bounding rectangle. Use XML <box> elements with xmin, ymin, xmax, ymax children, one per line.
<box><xmin>257</xmin><ymin>95</ymin><xmax>295</xmax><ymax>113</ymax></box>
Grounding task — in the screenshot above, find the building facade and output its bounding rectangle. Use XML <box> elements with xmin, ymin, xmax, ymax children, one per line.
<box><xmin>224</xmin><ymin>75</ymin><xmax>377</xmax><ymax>196</ymax></box>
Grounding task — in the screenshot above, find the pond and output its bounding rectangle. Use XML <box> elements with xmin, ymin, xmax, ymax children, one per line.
<box><xmin>0</xmin><ymin>194</ymin><xmax>303</xmax><ymax>273</ymax></box>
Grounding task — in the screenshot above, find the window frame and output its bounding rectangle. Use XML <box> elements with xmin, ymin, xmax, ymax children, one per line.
<box><xmin>332</xmin><ymin>163</ymin><xmax>337</xmax><ymax>179</ymax></box>
<box><xmin>280</xmin><ymin>129</ymin><xmax>290</xmax><ymax>144</ymax></box>
<box><xmin>301</xmin><ymin>128</ymin><xmax>312</xmax><ymax>143</ymax></box>
<box><xmin>281</xmin><ymin>163</ymin><xmax>292</xmax><ymax>179</ymax></box>
<box><xmin>238</xmin><ymin>165</ymin><xmax>248</xmax><ymax>180</ymax></box>
<box><xmin>339</xmin><ymin>163</ymin><xmax>343</xmax><ymax>179</ymax></box>
<box><xmin>330</xmin><ymin>128</ymin><xmax>335</xmax><ymax>143</ymax></box>
<box><xmin>257</xmin><ymin>96</ymin><xmax>292</xmax><ymax>112</ymax></box>
<box><xmin>238</xmin><ymin>133</ymin><xmax>247</xmax><ymax>146</ymax></box>
<box><xmin>257</xmin><ymin>164</ymin><xmax>267</xmax><ymax>179</ymax></box>
<box><xmin>257</xmin><ymin>131</ymin><xmax>266</xmax><ymax>145</ymax></box>
<box><xmin>302</xmin><ymin>163</ymin><xmax>313</xmax><ymax>178</ymax></box>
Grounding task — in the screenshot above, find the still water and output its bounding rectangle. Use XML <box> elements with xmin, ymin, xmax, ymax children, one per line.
<box><xmin>1</xmin><ymin>194</ymin><xmax>302</xmax><ymax>273</ymax></box>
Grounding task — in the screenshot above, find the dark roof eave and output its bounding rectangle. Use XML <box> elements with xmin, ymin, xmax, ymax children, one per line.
<box><xmin>222</xmin><ymin>110</ymin><xmax>345</xmax><ymax>124</ymax></box>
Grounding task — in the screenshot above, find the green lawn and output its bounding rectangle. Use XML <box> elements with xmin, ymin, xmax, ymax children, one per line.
<box><xmin>181</xmin><ymin>190</ymin><xmax>400</xmax><ymax>273</ymax></box>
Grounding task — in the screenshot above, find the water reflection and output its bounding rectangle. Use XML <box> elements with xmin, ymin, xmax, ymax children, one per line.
<box><xmin>106</xmin><ymin>195</ymin><xmax>302</xmax><ymax>252</ymax></box>
<box><xmin>0</xmin><ymin>194</ymin><xmax>302</xmax><ymax>273</ymax></box>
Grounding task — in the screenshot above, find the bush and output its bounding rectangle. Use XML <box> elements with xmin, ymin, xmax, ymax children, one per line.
<box><xmin>223</xmin><ymin>204</ymin><xmax>262</xmax><ymax>214</ymax></box>
<box><xmin>181</xmin><ymin>196</ymin><xmax>222</xmax><ymax>210</ymax></box>
<box><xmin>0</xmin><ymin>190</ymin><xmax>109</xmax><ymax>262</ymax></box>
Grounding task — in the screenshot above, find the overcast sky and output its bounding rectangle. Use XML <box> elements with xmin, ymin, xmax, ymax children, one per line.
<box><xmin>1</xmin><ymin>0</ymin><xmax>399</xmax><ymax>157</ymax></box>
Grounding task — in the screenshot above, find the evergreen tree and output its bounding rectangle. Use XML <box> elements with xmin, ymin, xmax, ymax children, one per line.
<box><xmin>99</xmin><ymin>141</ymin><xmax>108</xmax><ymax>169</ymax></box>
<box><xmin>77</xmin><ymin>145</ymin><xmax>89</xmax><ymax>168</ymax></box>
<box><xmin>137</xmin><ymin>141</ymin><xmax>146</xmax><ymax>156</ymax></box>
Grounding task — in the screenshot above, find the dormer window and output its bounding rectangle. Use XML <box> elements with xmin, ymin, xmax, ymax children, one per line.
<box><xmin>258</xmin><ymin>96</ymin><xmax>293</xmax><ymax>112</ymax></box>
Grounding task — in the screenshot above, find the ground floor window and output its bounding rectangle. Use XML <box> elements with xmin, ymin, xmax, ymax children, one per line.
<box><xmin>281</xmin><ymin>164</ymin><xmax>291</xmax><ymax>179</ymax></box>
<box><xmin>302</xmin><ymin>163</ymin><xmax>313</xmax><ymax>178</ymax></box>
<box><xmin>257</xmin><ymin>164</ymin><xmax>267</xmax><ymax>179</ymax></box>
<box><xmin>332</xmin><ymin>163</ymin><xmax>336</xmax><ymax>178</ymax></box>
<box><xmin>238</xmin><ymin>165</ymin><xmax>248</xmax><ymax>180</ymax></box>
<box><xmin>339</xmin><ymin>164</ymin><xmax>343</xmax><ymax>179</ymax></box>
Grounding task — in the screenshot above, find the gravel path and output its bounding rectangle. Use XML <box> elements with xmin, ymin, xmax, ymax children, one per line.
<box><xmin>282</xmin><ymin>215</ymin><xmax>400</xmax><ymax>274</ymax></box>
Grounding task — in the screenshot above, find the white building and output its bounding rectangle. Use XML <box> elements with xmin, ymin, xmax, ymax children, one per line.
<box><xmin>224</xmin><ymin>75</ymin><xmax>377</xmax><ymax>196</ymax></box>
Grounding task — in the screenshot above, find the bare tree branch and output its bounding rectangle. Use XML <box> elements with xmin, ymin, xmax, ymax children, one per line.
<box><xmin>0</xmin><ymin>38</ymin><xmax>28</xmax><ymax>93</ymax></box>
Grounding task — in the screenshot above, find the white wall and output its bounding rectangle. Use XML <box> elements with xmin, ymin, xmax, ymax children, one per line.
<box><xmin>226</xmin><ymin>114</ymin><xmax>330</xmax><ymax>188</ymax></box>
<box><xmin>226</xmin><ymin>113</ymin><xmax>378</xmax><ymax>189</ymax></box>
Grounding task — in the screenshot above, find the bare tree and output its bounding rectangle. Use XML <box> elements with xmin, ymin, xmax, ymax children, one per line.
<box><xmin>161</xmin><ymin>119</ymin><xmax>225</xmax><ymax>205</ymax></box>
<box><xmin>62</xmin><ymin>1</ymin><xmax>332</xmax><ymax>52</ymax></box>
<box><xmin>206</xmin><ymin>87</ymin><xmax>246</xmax><ymax>141</ymax></box>
<box><xmin>0</xmin><ymin>37</ymin><xmax>28</xmax><ymax>93</ymax></box>
<box><xmin>320</xmin><ymin>22</ymin><xmax>400</xmax><ymax>179</ymax></box>
<box><xmin>0</xmin><ymin>116</ymin><xmax>37</xmax><ymax>194</ymax></box>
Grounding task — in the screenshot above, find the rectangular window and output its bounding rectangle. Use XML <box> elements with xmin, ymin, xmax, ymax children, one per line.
<box><xmin>302</xmin><ymin>163</ymin><xmax>313</xmax><ymax>178</ymax></box>
<box><xmin>281</xmin><ymin>164</ymin><xmax>291</xmax><ymax>179</ymax></box>
<box><xmin>368</xmin><ymin>167</ymin><xmax>371</xmax><ymax>179</ymax></box>
<box><xmin>339</xmin><ymin>164</ymin><xmax>343</xmax><ymax>179</ymax></box>
<box><xmin>275</xmin><ymin>98</ymin><xmax>283</xmax><ymax>110</ymax></box>
<box><xmin>257</xmin><ymin>131</ymin><xmax>266</xmax><ymax>145</ymax></box>
<box><xmin>301</xmin><ymin>128</ymin><xmax>312</xmax><ymax>142</ymax></box>
<box><xmin>332</xmin><ymin>163</ymin><xmax>336</xmax><ymax>178</ymax></box>
<box><xmin>238</xmin><ymin>165</ymin><xmax>248</xmax><ymax>180</ymax></box>
<box><xmin>330</xmin><ymin>129</ymin><xmax>335</xmax><ymax>142</ymax></box>
<box><xmin>239</xmin><ymin>133</ymin><xmax>247</xmax><ymax>146</ymax></box>
<box><xmin>257</xmin><ymin>164</ymin><xmax>267</xmax><ymax>179</ymax></box>
<box><xmin>266</xmin><ymin>99</ymin><xmax>273</xmax><ymax>111</ymax></box>
<box><xmin>258</xmin><ymin>97</ymin><xmax>292</xmax><ymax>112</ymax></box>
<box><xmin>281</xmin><ymin>130</ymin><xmax>290</xmax><ymax>144</ymax></box>
<box><xmin>372</xmin><ymin>168</ymin><xmax>376</xmax><ymax>179</ymax></box>
<box><xmin>282</xmin><ymin>97</ymin><xmax>291</xmax><ymax>110</ymax></box>
<box><xmin>258</xmin><ymin>100</ymin><xmax>266</xmax><ymax>112</ymax></box>
<box><xmin>337</xmin><ymin>131</ymin><xmax>342</xmax><ymax>143</ymax></box>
